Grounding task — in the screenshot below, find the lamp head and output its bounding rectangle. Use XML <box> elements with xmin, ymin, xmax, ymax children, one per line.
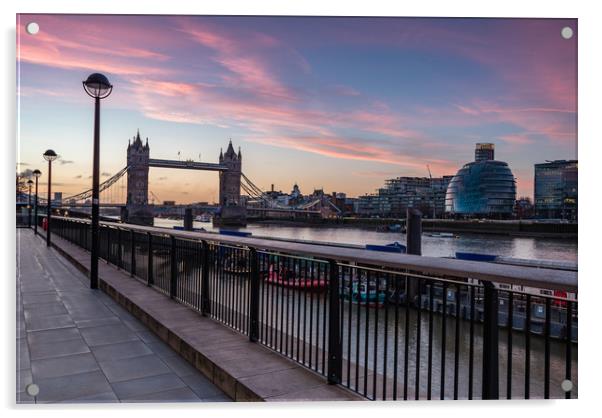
<box><xmin>27</xmin><ymin>179</ymin><xmax>34</xmax><ymax>185</ymax></box>
<box><xmin>43</xmin><ymin>149</ymin><xmax>58</xmax><ymax>162</ymax></box>
<box><xmin>32</xmin><ymin>169</ymin><xmax>42</xmax><ymax>178</ymax></box>
<box><xmin>83</xmin><ymin>73</ymin><xmax>113</xmax><ymax>99</ymax></box>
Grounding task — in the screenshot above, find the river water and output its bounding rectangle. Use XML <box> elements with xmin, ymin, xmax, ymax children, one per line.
<box><xmin>154</xmin><ymin>218</ymin><xmax>577</xmax><ymax>263</ymax></box>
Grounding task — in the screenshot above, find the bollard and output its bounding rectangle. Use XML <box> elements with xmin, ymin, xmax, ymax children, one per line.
<box><xmin>120</xmin><ymin>206</ymin><xmax>128</xmax><ymax>223</ymax></box>
<box><xmin>184</xmin><ymin>208</ymin><xmax>193</xmax><ymax>231</ymax></box>
<box><xmin>406</xmin><ymin>208</ymin><xmax>422</xmax><ymax>304</ymax></box>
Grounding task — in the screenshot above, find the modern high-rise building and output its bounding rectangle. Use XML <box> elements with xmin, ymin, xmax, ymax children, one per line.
<box><xmin>445</xmin><ymin>143</ymin><xmax>516</xmax><ymax>218</ymax></box>
<box><xmin>357</xmin><ymin>176</ymin><xmax>452</xmax><ymax>218</ymax></box>
<box><xmin>534</xmin><ymin>160</ymin><xmax>578</xmax><ymax>220</ymax></box>
<box><xmin>475</xmin><ymin>143</ymin><xmax>495</xmax><ymax>162</ymax></box>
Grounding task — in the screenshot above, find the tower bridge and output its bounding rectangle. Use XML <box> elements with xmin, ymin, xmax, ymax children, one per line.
<box><xmin>126</xmin><ymin>130</ymin><xmax>244</xmax><ymax>225</ymax></box>
<box><xmin>50</xmin><ymin>130</ymin><xmax>331</xmax><ymax>226</ymax></box>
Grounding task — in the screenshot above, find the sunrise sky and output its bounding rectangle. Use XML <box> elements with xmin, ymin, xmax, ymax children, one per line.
<box><xmin>17</xmin><ymin>15</ymin><xmax>577</xmax><ymax>203</ymax></box>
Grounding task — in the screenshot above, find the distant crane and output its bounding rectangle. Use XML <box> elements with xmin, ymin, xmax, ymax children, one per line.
<box><xmin>427</xmin><ymin>165</ymin><xmax>436</xmax><ymax>219</ymax></box>
<box><xmin>149</xmin><ymin>191</ymin><xmax>161</xmax><ymax>205</ymax></box>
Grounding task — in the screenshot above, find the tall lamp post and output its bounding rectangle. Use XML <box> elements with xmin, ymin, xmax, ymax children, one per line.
<box><xmin>32</xmin><ymin>169</ymin><xmax>41</xmax><ymax>235</ymax></box>
<box><xmin>43</xmin><ymin>150</ymin><xmax>58</xmax><ymax>246</ymax></box>
<box><xmin>27</xmin><ymin>179</ymin><xmax>33</xmax><ymax>227</ymax></box>
<box><xmin>83</xmin><ymin>73</ymin><xmax>113</xmax><ymax>290</ymax></box>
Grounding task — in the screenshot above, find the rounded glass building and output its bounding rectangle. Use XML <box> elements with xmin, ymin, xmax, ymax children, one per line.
<box><xmin>445</xmin><ymin>160</ymin><xmax>516</xmax><ymax>217</ymax></box>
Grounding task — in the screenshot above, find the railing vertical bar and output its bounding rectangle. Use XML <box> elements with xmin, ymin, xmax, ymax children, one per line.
<box><xmin>289</xmin><ymin>256</ymin><xmax>295</xmax><ymax>356</ymax></box>
<box><xmin>372</xmin><ymin>273</ymin><xmax>379</xmax><ymax>400</ymax></box>
<box><xmin>415</xmin><ymin>277</ymin><xmax>422</xmax><ymax>401</ymax></box>
<box><xmin>327</xmin><ymin>259</ymin><xmax>342</xmax><ymax>385</ymax></box>
<box><xmin>278</xmin><ymin>256</ymin><xmax>285</xmax><ymax>354</ymax></box>
<box><xmin>269</xmin><ymin>256</ymin><xmax>276</xmax><ymax>349</ymax></box>
<box><xmin>482</xmin><ymin>281</ymin><xmax>499</xmax><ymax>400</ymax></box>
<box><xmin>544</xmin><ymin>297</ymin><xmax>551</xmax><ymax>399</ymax></box>
<box><xmin>565</xmin><ymin>301</ymin><xmax>573</xmax><ymax>399</ymax></box>
<box><xmin>201</xmin><ymin>241</ymin><xmax>210</xmax><ymax>315</ymax></box>
<box><xmin>346</xmin><ymin>266</ymin><xmax>353</xmax><ymax>389</ymax></box>
<box><xmin>427</xmin><ymin>282</ymin><xmax>434</xmax><ymax>400</ymax></box>
<box><xmin>355</xmin><ymin>268</ymin><xmax>361</xmax><ymax>394</ymax></box>
<box><xmin>308</xmin><ymin>260</ymin><xmax>315</xmax><ymax>370</ymax></box>
<box><xmin>147</xmin><ymin>233</ymin><xmax>153</xmax><ymax>287</ymax></box>
<box><xmin>295</xmin><ymin>258</ymin><xmax>303</xmax><ymax>360</ymax></box>
<box><xmin>382</xmin><ymin>273</ymin><xmax>389</xmax><ymax>400</ymax></box>
<box><xmin>403</xmin><ymin>276</ymin><xmax>410</xmax><ymax>400</ymax></box>
<box><xmin>525</xmin><ymin>294</ymin><xmax>531</xmax><ymax>399</ymax></box>
<box><xmin>453</xmin><ymin>285</ymin><xmax>461</xmax><ymax>400</ymax></box>
<box><xmin>249</xmin><ymin>248</ymin><xmax>259</xmax><ymax>342</ymax></box>
<box><xmin>364</xmin><ymin>270</ymin><xmax>371</xmax><ymax>398</ymax></box>
<box><xmin>507</xmin><ymin>291</ymin><xmax>514</xmax><ymax>399</ymax></box>
<box><xmin>117</xmin><ymin>228</ymin><xmax>123</xmax><ymax>269</ymax></box>
<box><xmin>170</xmin><ymin>236</ymin><xmax>177</xmax><ymax>299</ymax></box>
<box><xmin>440</xmin><ymin>282</ymin><xmax>447</xmax><ymax>400</ymax></box>
<box><xmin>468</xmin><ymin>285</ymin><xmax>475</xmax><ymax>400</ymax></box>
<box><xmin>322</xmin><ymin>264</ymin><xmax>328</xmax><ymax>376</ymax></box>
<box><xmin>289</xmin><ymin>256</ymin><xmax>295</xmax><ymax>357</ymax></box>
<box><xmin>130</xmin><ymin>230</ymin><xmax>136</xmax><ymax>277</ymax></box>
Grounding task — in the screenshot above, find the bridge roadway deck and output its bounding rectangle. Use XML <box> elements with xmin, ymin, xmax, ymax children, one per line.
<box><xmin>17</xmin><ymin>229</ymin><xmax>230</xmax><ymax>403</ymax></box>
<box><xmin>18</xmin><ymin>229</ymin><xmax>361</xmax><ymax>402</ymax></box>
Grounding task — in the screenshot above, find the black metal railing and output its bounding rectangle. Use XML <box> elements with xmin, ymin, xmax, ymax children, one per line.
<box><xmin>46</xmin><ymin>217</ymin><xmax>578</xmax><ymax>400</ymax></box>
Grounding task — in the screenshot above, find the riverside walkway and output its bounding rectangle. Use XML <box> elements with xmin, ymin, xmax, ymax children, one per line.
<box><xmin>16</xmin><ymin>229</ymin><xmax>230</xmax><ymax>403</ymax></box>
<box><xmin>17</xmin><ymin>228</ymin><xmax>360</xmax><ymax>403</ymax></box>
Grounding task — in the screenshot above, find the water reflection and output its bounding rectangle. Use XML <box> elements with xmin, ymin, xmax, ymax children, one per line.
<box><xmin>155</xmin><ymin>218</ymin><xmax>577</xmax><ymax>262</ymax></box>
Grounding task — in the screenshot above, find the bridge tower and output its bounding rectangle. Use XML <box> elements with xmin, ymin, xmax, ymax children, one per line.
<box><xmin>126</xmin><ymin>130</ymin><xmax>153</xmax><ymax>225</ymax></box>
<box><xmin>216</xmin><ymin>140</ymin><xmax>246</xmax><ymax>225</ymax></box>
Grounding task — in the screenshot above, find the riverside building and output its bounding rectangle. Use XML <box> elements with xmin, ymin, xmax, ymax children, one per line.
<box><xmin>534</xmin><ymin>160</ymin><xmax>578</xmax><ymax>220</ymax></box>
<box><xmin>445</xmin><ymin>143</ymin><xmax>516</xmax><ymax>218</ymax></box>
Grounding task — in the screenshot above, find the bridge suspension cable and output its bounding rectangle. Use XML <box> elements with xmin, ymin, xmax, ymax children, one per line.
<box><xmin>37</xmin><ymin>166</ymin><xmax>129</xmax><ymax>205</ymax></box>
<box><xmin>241</xmin><ymin>172</ymin><xmax>323</xmax><ymax>211</ymax></box>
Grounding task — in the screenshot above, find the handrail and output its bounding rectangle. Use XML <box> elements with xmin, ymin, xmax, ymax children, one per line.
<box><xmin>56</xmin><ymin>216</ymin><xmax>578</xmax><ymax>292</ymax></box>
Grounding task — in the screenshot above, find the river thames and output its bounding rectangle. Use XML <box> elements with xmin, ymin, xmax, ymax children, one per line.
<box><xmin>154</xmin><ymin>218</ymin><xmax>577</xmax><ymax>263</ymax></box>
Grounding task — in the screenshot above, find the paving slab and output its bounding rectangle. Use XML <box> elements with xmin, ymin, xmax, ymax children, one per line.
<box><xmin>31</xmin><ymin>352</ymin><xmax>100</xmax><ymax>379</ymax></box>
<box><xmin>111</xmin><ymin>373</ymin><xmax>187</xmax><ymax>399</ymax></box>
<box><xmin>90</xmin><ymin>340</ymin><xmax>153</xmax><ymax>362</ymax></box>
<box><xmin>80</xmin><ymin>323</ymin><xmax>139</xmax><ymax>347</ymax></box>
<box><xmin>29</xmin><ymin>337</ymin><xmax>90</xmax><ymax>360</ymax></box>
<box><xmin>99</xmin><ymin>354</ymin><xmax>172</xmax><ymax>383</ymax></box>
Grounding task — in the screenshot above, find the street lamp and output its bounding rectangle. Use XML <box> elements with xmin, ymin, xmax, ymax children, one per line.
<box><xmin>43</xmin><ymin>150</ymin><xmax>58</xmax><ymax>247</ymax></box>
<box><xmin>27</xmin><ymin>179</ymin><xmax>33</xmax><ymax>228</ymax></box>
<box><xmin>32</xmin><ymin>169</ymin><xmax>41</xmax><ymax>235</ymax></box>
<box><xmin>83</xmin><ymin>73</ymin><xmax>113</xmax><ymax>290</ymax></box>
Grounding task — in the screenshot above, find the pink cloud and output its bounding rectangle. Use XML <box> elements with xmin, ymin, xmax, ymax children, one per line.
<box><xmin>498</xmin><ymin>134</ymin><xmax>534</xmax><ymax>145</ymax></box>
<box><xmin>18</xmin><ymin>15</ymin><xmax>174</xmax><ymax>77</ymax></box>
<box><xmin>179</xmin><ymin>23</ymin><xmax>298</xmax><ymax>100</ymax></box>
<box><xmin>250</xmin><ymin>135</ymin><xmax>457</xmax><ymax>176</ymax></box>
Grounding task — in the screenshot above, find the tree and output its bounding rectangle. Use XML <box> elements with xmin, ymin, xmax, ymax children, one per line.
<box><xmin>16</xmin><ymin>168</ymin><xmax>33</xmax><ymax>199</ymax></box>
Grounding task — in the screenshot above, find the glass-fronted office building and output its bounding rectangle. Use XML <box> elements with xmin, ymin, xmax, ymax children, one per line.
<box><xmin>534</xmin><ymin>160</ymin><xmax>578</xmax><ymax>220</ymax></box>
<box><xmin>445</xmin><ymin>160</ymin><xmax>517</xmax><ymax>218</ymax></box>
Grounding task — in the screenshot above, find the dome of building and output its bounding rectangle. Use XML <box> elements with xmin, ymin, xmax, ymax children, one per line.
<box><xmin>445</xmin><ymin>160</ymin><xmax>516</xmax><ymax>217</ymax></box>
